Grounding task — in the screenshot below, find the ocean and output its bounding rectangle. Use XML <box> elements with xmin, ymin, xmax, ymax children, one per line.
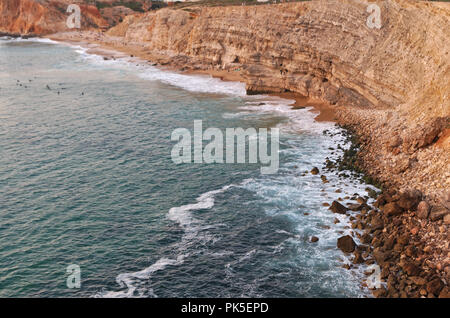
<box><xmin>0</xmin><ymin>37</ymin><xmax>375</xmax><ymax>297</ymax></box>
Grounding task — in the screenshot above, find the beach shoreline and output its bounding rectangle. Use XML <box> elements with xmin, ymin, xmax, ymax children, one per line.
<box><xmin>45</xmin><ymin>30</ymin><xmax>449</xmax><ymax>298</ymax></box>
<box><xmin>48</xmin><ymin>31</ymin><xmax>338</xmax><ymax>123</ymax></box>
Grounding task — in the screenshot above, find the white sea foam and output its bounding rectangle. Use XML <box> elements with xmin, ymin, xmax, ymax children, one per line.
<box><xmin>101</xmin><ymin>256</ymin><xmax>186</xmax><ymax>298</ymax></box>
<box><xmin>0</xmin><ymin>36</ymin><xmax>59</xmax><ymax>45</ymax></box>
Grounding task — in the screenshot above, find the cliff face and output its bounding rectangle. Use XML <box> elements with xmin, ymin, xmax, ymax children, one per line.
<box><xmin>107</xmin><ymin>0</ymin><xmax>449</xmax><ymax>201</ymax></box>
<box><xmin>108</xmin><ymin>0</ymin><xmax>449</xmax><ymax>115</ymax></box>
<box><xmin>0</xmin><ymin>0</ymin><xmax>109</xmax><ymax>35</ymax></box>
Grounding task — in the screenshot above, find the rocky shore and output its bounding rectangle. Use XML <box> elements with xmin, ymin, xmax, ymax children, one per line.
<box><xmin>2</xmin><ymin>0</ymin><xmax>448</xmax><ymax>298</ymax></box>
<box><xmin>322</xmin><ymin>127</ymin><xmax>449</xmax><ymax>298</ymax></box>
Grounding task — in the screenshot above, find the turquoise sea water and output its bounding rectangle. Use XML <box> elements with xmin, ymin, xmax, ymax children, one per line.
<box><xmin>0</xmin><ymin>38</ymin><xmax>374</xmax><ymax>297</ymax></box>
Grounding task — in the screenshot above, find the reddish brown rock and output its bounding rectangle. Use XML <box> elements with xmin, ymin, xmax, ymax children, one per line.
<box><xmin>337</xmin><ymin>235</ymin><xmax>356</xmax><ymax>253</ymax></box>
<box><xmin>438</xmin><ymin>286</ymin><xmax>450</xmax><ymax>298</ymax></box>
<box><xmin>353</xmin><ymin>251</ymin><xmax>364</xmax><ymax>264</ymax></box>
<box><xmin>373</xmin><ymin>248</ymin><xmax>389</xmax><ymax>266</ymax></box>
<box><xmin>370</xmin><ymin>215</ymin><xmax>384</xmax><ymax>231</ymax></box>
<box><xmin>397</xmin><ymin>189</ymin><xmax>422</xmax><ymax>211</ymax></box>
<box><xmin>329</xmin><ymin>201</ymin><xmax>348</xmax><ymax>214</ymax></box>
<box><xmin>361</xmin><ymin>233</ymin><xmax>372</xmax><ymax>244</ymax></box>
<box><xmin>429</xmin><ymin>206</ymin><xmax>449</xmax><ymax>221</ymax></box>
<box><xmin>401</xmin><ymin>262</ymin><xmax>420</xmax><ymax>276</ymax></box>
<box><xmin>444</xmin><ymin>214</ymin><xmax>450</xmax><ymax>225</ymax></box>
<box><xmin>383</xmin><ymin>202</ymin><xmax>403</xmax><ymax>217</ymax></box>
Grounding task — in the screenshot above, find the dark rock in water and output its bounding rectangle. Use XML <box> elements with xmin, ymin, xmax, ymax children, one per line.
<box><xmin>329</xmin><ymin>201</ymin><xmax>348</xmax><ymax>214</ymax></box>
<box><xmin>373</xmin><ymin>248</ymin><xmax>389</xmax><ymax>266</ymax></box>
<box><xmin>310</xmin><ymin>236</ymin><xmax>319</xmax><ymax>243</ymax></box>
<box><xmin>337</xmin><ymin>235</ymin><xmax>356</xmax><ymax>253</ymax></box>
<box><xmin>311</xmin><ymin>167</ymin><xmax>319</xmax><ymax>175</ymax></box>
<box><xmin>383</xmin><ymin>202</ymin><xmax>403</xmax><ymax>217</ymax></box>
<box><xmin>416</xmin><ymin>201</ymin><xmax>430</xmax><ymax>219</ymax></box>
<box><xmin>444</xmin><ymin>214</ymin><xmax>450</xmax><ymax>225</ymax></box>
<box><xmin>356</xmin><ymin>197</ymin><xmax>367</xmax><ymax>204</ymax></box>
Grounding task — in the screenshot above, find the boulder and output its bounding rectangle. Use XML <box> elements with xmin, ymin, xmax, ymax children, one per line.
<box><xmin>383</xmin><ymin>202</ymin><xmax>403</xmax><ymax>217</ymax></box>
<box><xmin>397</xmin><ymin>189</ymin><xmax>422</xmax><ymax>211</ymax></box>
<box><xmin>410</xmin><ymin>276</ymin><xmax>426</xmax><ymax>286</ymax></box>
<box><xmin>347</xmin><ymin>203</ymin><xmax>369</xmax><ymax>211</ymax></box>
<box><xmin>444</xmin><ymin>214</ymin><xmax>450</xmax><ymax>225</ymax></box>
<box><xmin>337</xmin><ymin>235</ymin><xmax>356</xmax><ymax>253</ymax></box>
<box><xmin>310</xmin><ymin>236</ymin><xmax>319</xmax><ymax>243</ymax></box>
<box><xmin>329</xmin><ymin>201</ymin><xmax>348</xmax><ymax>214</ymax></box>
<box><xmin>311</xmin><ymin>167</ymin><xmax>319</xmax><ymax>175</ymax></box>
<box><xmin>373</xmin><ymin>248</ymin><xmax>389</xmax><ymax>265</ymax></box>
<box><xmin>374</xmin><ymin>194</ymin><xmax>387</xmax><ymax>208</ymax></box>
<box><xmin>426</xmin><ymin>278</ymin><xmax>444</xmax><ymax>296</ymax></box>
<box><xmin>361</xmin><ymin>233</ymin><xmax>372</xmax><ymax>244</ymax></box>
<box><xmin>429</xmin><ymin>206</ymin><xmax>449</xmax><ymax>221</ymax></box>
<box><xmin>416</xmin><ymin>201</ymin><xmax>430</xmax><ymax>219</ymax></box>
<box><xmin>353</xmin><ymin>251</ymin><xmax>364</xmax><ymax>264</ymax></box>
<box><xmin>401</xmin><ymin>262</ymin><xmax>420</xmax><ymax>276</ymax></box>
<box><xmin>438</xmin><ymin>286</ymin><xmax>450</xmax><ymax>298</ymax></box>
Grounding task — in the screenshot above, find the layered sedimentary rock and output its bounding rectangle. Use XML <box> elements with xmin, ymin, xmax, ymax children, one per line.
<box><xmin>107</xmin><ymin>0</ymin><xmax>448</xmax><ymax>112</ymax></box>
<box><xmin>0</xmin><ymin>0</ymin><xmax>109</xmax><ymax>35</ymax></box>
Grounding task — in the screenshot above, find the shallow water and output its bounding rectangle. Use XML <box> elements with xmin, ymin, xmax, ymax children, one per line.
<box><xmin>0</xmin><ymin>38</ymin><xmax>374</xmax><ymax>297</ymax></box>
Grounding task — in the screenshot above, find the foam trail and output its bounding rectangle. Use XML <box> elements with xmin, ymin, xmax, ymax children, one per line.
<box><xmin>99</xmin><ymin>183</ymin><xmax>235</xmax><ymax>298</ymax></box>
